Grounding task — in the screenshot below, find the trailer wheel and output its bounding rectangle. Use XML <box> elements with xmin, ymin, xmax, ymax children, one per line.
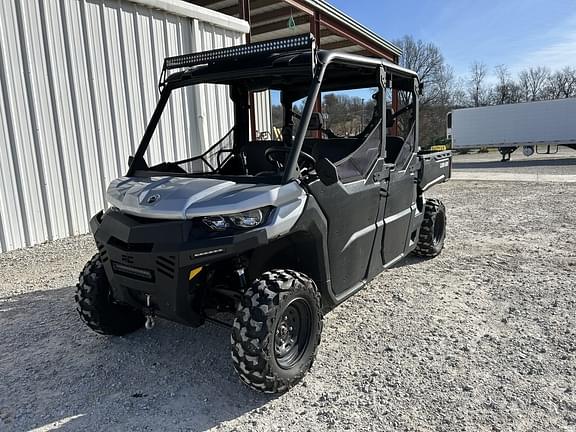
<box><xmin>231</xmin><ymin>269</ymin><xmax>323</xmax><ymax>393</ymax></box>
<box><xmin>75</xmin><ymin>254</ymin><xmax>145</xmax><ymax>335</ymax></box>
<box><xmin>414</xmin><ymin>198</ymin><xmax>446</xmax><ymax>258</ymax></box>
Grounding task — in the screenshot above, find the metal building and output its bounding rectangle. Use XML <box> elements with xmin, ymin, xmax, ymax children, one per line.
<box><xmin>0</xmin><ymin>0</ymin><xmax>400</xmax><ymax>253</ymax></box>
<box><xmin>0</xmin><ymin>0</ymin><xmax>248</xmax><ymax>252</ymax></box>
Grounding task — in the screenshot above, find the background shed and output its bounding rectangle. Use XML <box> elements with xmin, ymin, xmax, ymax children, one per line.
<box><xmin>0</xmin><ymin>0</ymin><xmax>248</xmax><ymax>252</ymax></box>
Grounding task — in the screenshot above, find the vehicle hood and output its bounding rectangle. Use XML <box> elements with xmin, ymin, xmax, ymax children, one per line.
<box><xmin>107</xmin><ymin>176</ymin><xmax>305</xmax><ymax>220</ymax></box>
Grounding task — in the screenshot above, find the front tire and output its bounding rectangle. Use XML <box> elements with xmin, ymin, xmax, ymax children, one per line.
<box><xmin>75</xmin><ymin>254</ymin><xmax>145</xmax><ymax>335</ymax></box>
<box><xmin>414</xmin><ymin>198</ymin><xmax>446</xmax><ymax>258</ymax></box>
<box><xmin>231</xmin><ymin>270</ymin><xmax>323</xmax><ymax>393</ymax></box>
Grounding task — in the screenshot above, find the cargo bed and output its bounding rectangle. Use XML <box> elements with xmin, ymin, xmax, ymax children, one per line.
<box><xmin>418</xmin><ymin>150</ymin><xmax>452</xmax><ymax>191</ymax></box>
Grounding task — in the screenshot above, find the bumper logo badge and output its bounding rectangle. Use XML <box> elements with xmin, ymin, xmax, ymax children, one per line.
<box><xmin>146</xmin><ymin>194</ymin><xmax>160</xmax><ymax>204</ymax></box>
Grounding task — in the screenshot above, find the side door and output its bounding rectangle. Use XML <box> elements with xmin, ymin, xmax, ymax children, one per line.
<box><xmin>381</xmin><ymin>84</ymin><xmax>420</xmax><ymax>266</ymax></box>
<box><xmin>382</xmin><ymin>152</ymin><xmax>419</xmax><ymax>265</ymax></box>
<box><xmin>307</xmin><ymin>84</ymin><xmax>387</xmax><ymax>298</ymax></box>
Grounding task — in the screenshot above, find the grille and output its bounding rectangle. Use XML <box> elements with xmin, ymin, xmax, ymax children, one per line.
<box><xmin>156</xmin><ymin>256</ymin><xmax>176</xmax><ymax>279</ymax></box>
<box><xmin>108</xmin><ymin>237</ymin><xmax>153</xmax><ymax>253</ymax></box>
<box><xmin>96</xmin><ymin>241</ymin><xmax>108</xmax><ymax>263</ymax></box>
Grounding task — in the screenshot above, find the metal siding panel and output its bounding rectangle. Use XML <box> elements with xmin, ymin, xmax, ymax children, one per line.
<box><xmin>0</xmin><ymin>0</ymin><xmax>244</xmax><ymax>252</ymax></box>
<box><xmin>183</xmin><ymin>18</ymin><xmax>201</xmax><ymax>158</ymax></box>
<box><xmin>0</xmin><ymin>3</ymin><xmax>27</xmax><ymax>251</ymax></box>
<box><xmin>164</xmin><ymin>15</ymin><xmax>187</xmax><ymax>161</ymax></box>
<box><xmin>151</xmin><ymin>13</ymin><xmax>173</xmax><ymax>163</ymax></box>
<box><xmin>136</xmin><ymin>9</ymin><xmax>163</xmax><ymax>166</ymax></box>
<box><xmin>21</xmin><ymin>0</ymin><xmax>70</xmax><ymax>241</ymax></box>
<box><xmin>190</xmin><ymin>19</ymin><xmax>209</xmax><ymax>154</ymax></box>
<box><xmin>119</xmin><ymin>3</ymin><xmax>145</xmax><ymax>156</ymax></box>
<box><xmin>101</xmin><ymin>1</ymin><xmax>132</xmax><ymax>175</ymax></box>
<box><xmin>84</xmin><ymin>0</ymin><xmax>118</xmax><ymax>207</ymax></box>
<box><xmin>251</xmin><ymin>91</ymin><xmax>272</xmax><ymax>139</ymax></box>
<box><xmin>41</xmin><ymin>0</ymin><xmax>85</xmax><ymax>236</ymax></box>
<box><xmin>65</xmin><ymin>0</ymin><xmax>106</xmax><ymax>219</ymax></box>
<box><xmin>54</xmin><ymin>0</ymin><xmax>93</xmax><ymax>235</ymax></box>
<box><xmin>1</xmin><ymin>0</ymin><xmax>48</xmax><ymax>247</ymax></box>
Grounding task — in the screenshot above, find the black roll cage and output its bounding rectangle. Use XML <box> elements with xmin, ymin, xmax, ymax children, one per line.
<box><xmin>127</xmin><ymin>36</ymin><xmax>420</xmax><ymax>183</ymax></box>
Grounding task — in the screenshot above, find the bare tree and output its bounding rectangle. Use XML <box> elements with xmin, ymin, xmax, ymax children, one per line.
<box><xmin>544</xmin><ymin>67</ymin><xmax>576</xmax><ymax>99</ymax></box>
<box><xmin>450</xmin><ymin>76</ymin><xmax>469</xmax><ymax>107</ymax></box>
<box><xmin>394</xmin><ymin>36</ymin><xmax>446</xmax><ymax>106</ymax></box>
<box><xmin>518</xmin><ymin>66</ymin><xmax>550</xmax><ymax>101</ymax></box>
<box><xmin>468</xmin><ymin>61</ymin><xmax>489</xmax><ymax>107</ymax></box>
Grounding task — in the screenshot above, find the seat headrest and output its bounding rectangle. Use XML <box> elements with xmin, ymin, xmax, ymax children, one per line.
<box><xmin>386</xmin><ymin>108</ymin><xmax>395</xmax><ymax>128</ymax></box>
<box><xmin>308</xmin><ymin>112</ymin><xmax>323</xmax><ymax>131</ymax></box>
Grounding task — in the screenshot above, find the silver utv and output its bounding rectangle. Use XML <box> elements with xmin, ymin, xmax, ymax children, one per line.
<box><xmin>76</xmin><ymin>34</ymin><xmax>451</xmax><ymax>393</ymax></box>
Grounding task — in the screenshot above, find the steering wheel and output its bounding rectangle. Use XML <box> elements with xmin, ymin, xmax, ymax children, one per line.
<box><xmin>265</xmin><ymin>146</ymin><xmax>316</xmax><ymax>172</ymax></box>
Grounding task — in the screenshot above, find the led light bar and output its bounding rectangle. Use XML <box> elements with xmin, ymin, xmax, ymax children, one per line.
<box><xmin>164</xmin><ymin>34</ymin><xmax>315</xmax><ymax>71</ymax></box>
<box><xmin>112</xmin><ymin>261</ymin><xmax>154</xmax><ymax>282</ymax></box>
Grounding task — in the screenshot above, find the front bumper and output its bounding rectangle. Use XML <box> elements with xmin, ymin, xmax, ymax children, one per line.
<box><xmin>90</xmin><ymin>210</ymin><xmax>268</xmax><ymax>327</ymax></box>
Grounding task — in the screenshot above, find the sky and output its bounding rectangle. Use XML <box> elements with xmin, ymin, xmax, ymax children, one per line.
<box><xmin>327</xmin><ymin>0</ymin><xmax>576</xmax><ymax>80</ymax></box>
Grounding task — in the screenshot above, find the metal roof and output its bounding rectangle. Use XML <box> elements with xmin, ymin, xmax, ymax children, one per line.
<box><xmin>187</xmin><ymin>0</ymin><xmax>401</xmax><ymax>61</ymax></box>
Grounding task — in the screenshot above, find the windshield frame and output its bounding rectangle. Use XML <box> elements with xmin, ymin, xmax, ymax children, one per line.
<box><xmin>126</xmin><ymin>50</ymin><xmax>420</xmax><ymax>184</ymax></box>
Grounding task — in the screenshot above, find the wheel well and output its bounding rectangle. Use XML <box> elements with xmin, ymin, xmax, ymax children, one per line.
<box><xmin>248</xmin><ymin>233</ymin><xmax>325</xmax><ymax>296</ymax></box>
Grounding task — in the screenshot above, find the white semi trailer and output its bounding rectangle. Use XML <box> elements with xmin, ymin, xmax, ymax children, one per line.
<box><xmin>447</xmin><ymin>98</ymin><xmax>576</xmax><ymax>161</ymax></box>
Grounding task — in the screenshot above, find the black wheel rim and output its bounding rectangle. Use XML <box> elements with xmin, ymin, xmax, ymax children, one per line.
<box><xmin>433</xmin><ymin>211</ymin><xmax>446</xmax><ymax>246</ymax></box>
<box><xmin>274</xmin><ymin>298</ymin><xmax>312</xmax><ymax>370</ymax></box>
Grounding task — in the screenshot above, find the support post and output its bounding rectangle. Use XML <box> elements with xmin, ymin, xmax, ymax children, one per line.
<box><xmin>239</xmin><ymin>0</ymin><xmax>257</xmax><ymax>139</ymax></box>
<box><xmin>311</xmin><ymin>11</ymin><xmax>321</xmax><ymax>137</ymax></box>
<box><xmin>392</xmin><ymin>88</ymin><xmax>399</xmax><ymax>136</ymax></box>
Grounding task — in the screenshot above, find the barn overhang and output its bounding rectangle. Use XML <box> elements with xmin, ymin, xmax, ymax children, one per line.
<box><xmin>188</xmin><ymin>0</ymin><xmax>401</xmax><ymax>62</ymax></box>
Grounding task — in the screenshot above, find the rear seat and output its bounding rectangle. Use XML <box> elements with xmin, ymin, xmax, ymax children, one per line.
<box><xmin>305</xmin><ymin>138</ymin><xmax>361</xmax><ymax>163</ymax></box>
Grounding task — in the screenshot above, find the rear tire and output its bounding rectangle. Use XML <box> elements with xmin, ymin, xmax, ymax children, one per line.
<box><xmin>231</xmin><ymin>269</ymin><xmax>323</xmax><ymax>393</ymax></box>
<box><xmin>75</xmin><ymin>254</ymin><xmax>145</xmax><ymax>335</ymax></box>
<box><xmin>414</xmin><ymin>198</ymin><xmax>446</xmax><ymax>258</ymax></box>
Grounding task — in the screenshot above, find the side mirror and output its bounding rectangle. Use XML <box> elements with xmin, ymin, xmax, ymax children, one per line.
<box><xmin>316</xmin><ymin>158</ymin><xmax>339</xmax><ymax>186</ymax></box>
<box><xmin>128</xmin><ymin>155</ymin><xmax>134</xmax><ymax>167</ymax></box>
<box><xmin>418</xmin><ymin>82</ymin><xmax>424</xmax><ymax>96</ymax></box>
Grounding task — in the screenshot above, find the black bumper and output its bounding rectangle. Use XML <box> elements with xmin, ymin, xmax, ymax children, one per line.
<box><xmin>90</xmin><ymin>210</ymin><xmax>268</xmax><ymax>327</ymax></box>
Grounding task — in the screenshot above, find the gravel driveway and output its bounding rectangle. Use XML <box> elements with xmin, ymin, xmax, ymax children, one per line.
<box><xmin>1</xmin><ymin>178</ymin><xmax>575</xmax><ymax>432</ymax></box>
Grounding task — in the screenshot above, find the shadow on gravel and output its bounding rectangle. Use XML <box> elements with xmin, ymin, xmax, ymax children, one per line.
<box><xmin>0</xmin><ymin>286</ymin><xmax>274</xmax><ymax>431</ymax></box>
<box><xmin>453</xmin><ymin>157</ymin><xmax>576</xmax><ymax>170</ymax></box>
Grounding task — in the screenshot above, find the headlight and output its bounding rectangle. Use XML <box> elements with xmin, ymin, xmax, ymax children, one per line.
<box><xmin>202</xmin><ymin>215</ymin><xmax>229</xmax><ymax>231</ymax></box>
<box><xmin>201</xmin><ymin>208</ymin><xmax>267</xmax><ymax>231</ymax></box>
<box><xmin>229</xmin><ymin>209</ymin><xmax>263</xmax><ymax>228</ymax></box>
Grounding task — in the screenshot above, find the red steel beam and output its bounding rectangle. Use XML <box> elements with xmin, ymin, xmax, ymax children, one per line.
<box><xmin>320</xmin><ymin>15</ymin><xmax>394</xmax><ymax>61</ymax></box>
<box><xmin>321</xmin><ymin>39</ymin><xmax>356</xmax><ymax>51</ymax></box>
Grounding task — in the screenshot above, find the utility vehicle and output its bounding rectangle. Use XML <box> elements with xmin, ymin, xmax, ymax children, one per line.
<box><xmin>76</xmin><ymin>35</ymin><xmax>451</xmax><ymax>393</ymax></box>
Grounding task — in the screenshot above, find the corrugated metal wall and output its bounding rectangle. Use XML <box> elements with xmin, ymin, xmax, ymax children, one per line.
<box><xmin>0</xmin><ymin>0</ymin><xmax>248</xmax><ymax>252</ymax></box>
<box><xmin>253</xmin><ymin>91</ymin><xmax>273</xmax><ymax>139</ymax></box>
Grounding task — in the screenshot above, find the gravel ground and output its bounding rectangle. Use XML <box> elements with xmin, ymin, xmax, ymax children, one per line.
<box><xmin>1</xmin><ymin>178</ymin><xmax>575</xmax><ymax>431</ymax></box>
